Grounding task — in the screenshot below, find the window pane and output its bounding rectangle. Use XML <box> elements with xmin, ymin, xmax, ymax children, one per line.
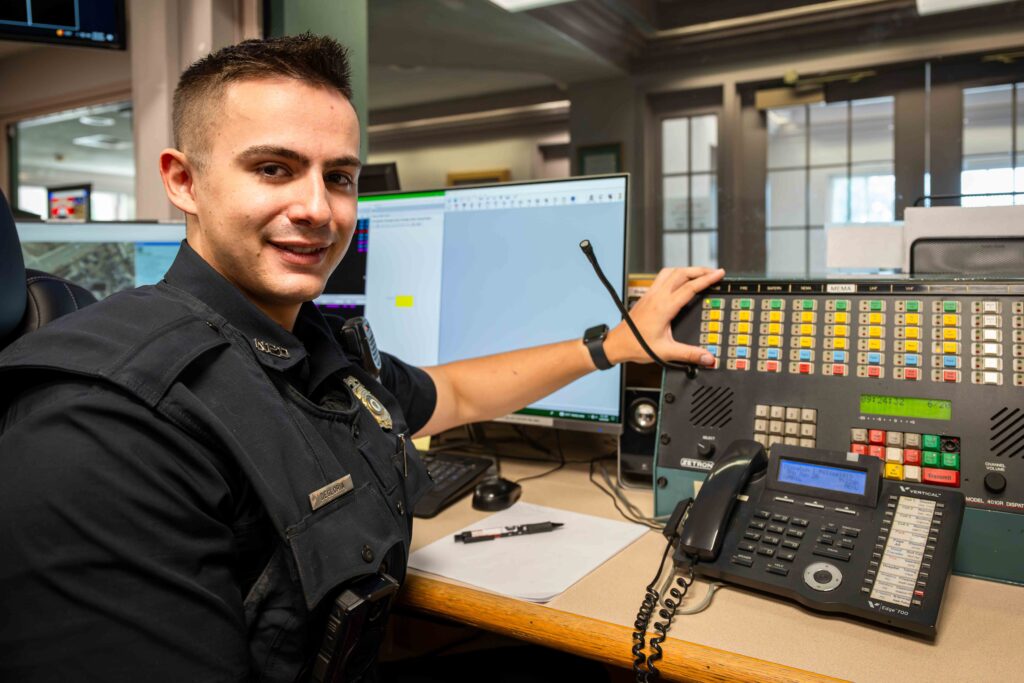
<box><xmin>691</xmin><ymin>174</ymin><xmax>717</xmax><ymax>229</ymax></box>
<box><xmin>963</xmin><ymin>84</ymin><xmax>1013</xmax><ymax>157</ymax></box>
<box><xmin>849</xmin><ymin>162</ymin><xmax>895</xmax><ymax>222</ymax></box>
<box><xmin>767</xmin><ymin>169</ymin><xmax>806</xmax><ymax>227</ymax></box>
<box><xmin>662</xmin><ymin>117</ymin><xmax>689</xmax><ymax>174</ymax></box>
<box><xmin>1017</xmin><ymin>84</ymin><xmax>1024</xmax><ymax>154</ymax></box>
<box><xmin>809</xmin><ymin>166</ymin><xmax>848</xmax><ymax>225</ymax></box>
<box><xmin>663</xmin><ymin>176</ymin><xmax>689</xmax><ymax>230</ymax></box>
<box><xmin>809</xmin><ymin>101</ymin><xmax>848</xmax><ymax>166</ymax></box>
<box><xmin>663</xmin><ymin>232</ymin><xmax>690</xmax><ymax>267</ymax></box>
<box><xmin>808</xmin><ymin>227</ymin><xmax>826</xmax><ymax>275</ymax></box>
<box><xmin>766</xmin><ymin>228</ymin><xmax>807</xmax><ymax>276</ymax></box>
<box><xmin>691</xmin><ymin>115</ymin><xmax>718</xmax><ymax>173</ymax></box>
<box><xmin>691</xmin><ymin>231</ymin><xmax>718</xmax><ymax>268</ymax></box>
<box><xmin>961</xmin><ymin>156</ymin><xmax>1014</xmax><ymax>206</ymax></box>
<box><xmin>767</xmin><ymin>106</ymin><xmax>806</xmax><ymax>169</ymax></box>
<box><xmin>851</xmin><ymin>97</ymin><xmax>894</xmax><ymax>163</ymax></box>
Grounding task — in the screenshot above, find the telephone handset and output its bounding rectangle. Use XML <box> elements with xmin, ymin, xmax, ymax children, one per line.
<box><xmin>675</xmin><ymin>439</ymin><xmax>767</xmax><ymax>564</ymax></box>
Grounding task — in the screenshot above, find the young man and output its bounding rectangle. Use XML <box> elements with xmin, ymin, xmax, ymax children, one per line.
<box><xmin>0</xmin><ymin>34</ymin><xmax>723</xmax><ymax>681</ymax></box>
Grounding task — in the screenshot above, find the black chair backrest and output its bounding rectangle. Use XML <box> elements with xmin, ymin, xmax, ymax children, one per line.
<box><xmin>0</xmin><ymin>190</ymin><xmax>27</xmax><ymax>342</ymax></box>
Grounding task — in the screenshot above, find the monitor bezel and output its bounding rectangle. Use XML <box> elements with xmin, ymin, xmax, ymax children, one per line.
<box><xmin>0</xmin><ymin>0</ymin><xmax>127</xmax><ymax>50</ymax></box>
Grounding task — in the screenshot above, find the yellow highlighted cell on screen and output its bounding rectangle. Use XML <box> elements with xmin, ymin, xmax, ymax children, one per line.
<box><xmin>395</xmin><ymin>295</ymin><xmax>415</xmax><ymax>308</ymax></box>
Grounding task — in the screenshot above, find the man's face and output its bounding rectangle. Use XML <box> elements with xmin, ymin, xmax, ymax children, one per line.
<box><xmin>185</xmin><ymin>77</ymin><xmax>360</xmax><ymax>325</ymax></box>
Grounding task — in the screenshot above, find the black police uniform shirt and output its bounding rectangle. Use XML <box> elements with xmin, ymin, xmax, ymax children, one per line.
<box><xmin>0</xmin><ymin>241</ymin><xmax>437</xmax><ymax>681</ymax></box>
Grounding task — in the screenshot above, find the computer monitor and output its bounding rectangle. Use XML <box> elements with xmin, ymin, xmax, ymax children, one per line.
<box><xmin>0</xmin><ymin>0</ymin><xmax>126</xmax><ymax>49</ymax></box>
<box><xmin>362</xmin><ymin>175</ymin><xmax>629</xmax><ymax>434</ymax></box>
<box><xmin>16</xmin><ymin>222</ymin><xmax>184</xmax><ymax>299</ymax></box>
<box><xmin>315</xmin><ymin>217</ymin><xmax>368</xmax><ymax>317</ymax></box>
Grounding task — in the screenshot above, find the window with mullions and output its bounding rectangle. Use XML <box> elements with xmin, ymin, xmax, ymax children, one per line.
<box><xmin>661</xmin><ymin>114</ymin><xmax>718</xmax><ymax>267</ymax></box>
<box><xmin>961</xmin><ymin>83</ymin><xmax>1024</xmax><ymax>206</ymax></box>
<box><xmin>765</xmin><ymin>97</ymin><xmax>894</xmax><ymax>276</ymax></box>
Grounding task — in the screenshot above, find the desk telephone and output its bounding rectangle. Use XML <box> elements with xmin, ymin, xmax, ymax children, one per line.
<box><xmin>670</xmin><ymin>439</ymin><xmax>964</xmax><ymax>637</ymax></box>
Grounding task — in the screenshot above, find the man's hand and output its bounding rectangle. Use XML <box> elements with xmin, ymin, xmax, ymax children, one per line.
<box><xmin>603</xmin><ymin>266</ymin><xmax>725</xmax><ymax>368</ymax></box>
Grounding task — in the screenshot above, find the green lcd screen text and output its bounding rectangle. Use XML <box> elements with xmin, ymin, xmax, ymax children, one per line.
<box><xmin>860</xmin><ymin>394</ymin><xmax>952</xmax><ymax>421</ymax></box>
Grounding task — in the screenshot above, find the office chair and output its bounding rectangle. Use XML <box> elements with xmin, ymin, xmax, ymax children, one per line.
<box><xmin>0</xmin><ymin>189</ymin><xmax>96</xmax><ymax>353</ymax></box>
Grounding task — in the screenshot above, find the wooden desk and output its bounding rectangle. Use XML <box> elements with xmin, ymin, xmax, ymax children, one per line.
<box><xmin>399</xmin><ymin>459</ymin><xmax>1024</xmax><ymax>682</ymax></box>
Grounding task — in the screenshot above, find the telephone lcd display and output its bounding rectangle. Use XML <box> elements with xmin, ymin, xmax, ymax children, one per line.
<box><xmin>777</xmin><ymin>459</ymin><xmax>867</xmax><ymax>496</ymax></box>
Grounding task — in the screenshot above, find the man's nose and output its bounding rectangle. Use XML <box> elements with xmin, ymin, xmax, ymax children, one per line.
<box><xmin>287</xmin><ymin>174</ymin><xmax>332</xmax><ymax>228</ymax></box>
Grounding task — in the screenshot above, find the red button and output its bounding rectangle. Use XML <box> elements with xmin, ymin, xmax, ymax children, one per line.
<box><xmin>766</xmin><ymin>360</ymin><xmax>779</xmax><ymax>372</ymax></box>
<box><xmin>905</xmin><ymin>368</ymin><xmax>919</xmax><ymax>380</ymax></box>
<box><xmin>922</xmin><ymin>468</ymin><xmax>960</xmax><ymax>487</ymax></box>
<box><xmin>867</xmin><ymin>366</ymin><xmax>881</xmax><ymax>378</ymax></box>
<box><xmin>833</xmin><ymin>364</ymin><xmax>846</xmax><ymax>376</ymax></box>
<box><xmin>735</xmin><ymin>359</ymin><xmax>748</xmax><ymax>370</ymax></box>
<box><xmin>914</xmin><ymin>590</ymin><xmax>925</xmax><ymax>598</ymax></box>
<box><xmin>943</xmin><ymin>370</ymin><xmax>958</xmax><ymax>382</ymax></box>
<box><xmin>903</xmin><ymin>448</ymin><xmax>922</xmax><ymax>465</ymax></box>
<box><xmin>868</xmin><ymin>430</ymin><xmax>886</xmax><ymax>444</ymax></box>
<box><xmin>798</xmin><ymin>362</ymin><xmax>811</xmax><ymax>374</ymax></box>
<box><xmin>851</xmin><ymin>443</ymin><xmax>868</xmax><ymax>455</ymax></box>
<box><xmin>868</xmin><ymin>445</ymin><xmax>885</xmax><ymax>459</ymax></box>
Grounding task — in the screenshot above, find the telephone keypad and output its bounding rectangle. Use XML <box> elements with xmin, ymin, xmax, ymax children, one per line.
<box><xmin>749</xmin><ymin>520</ymin><xmax>766</xmax><ymax>530</ymax></box>
<box><xmin>791</xmin><ymin>518</ymin><xmax>809</xmax><ymax>527</ymax></box>
<box><xmin>762</xmin><ymin>535</ymin><xmax>781</xmax><ymax>546</ymax></box>
<box><xmin>767</xmin><ymin>523</ymin><xmax>786</xmax><ymax>534</ymax></box>
<box><xmin>785</xmin><ymin>528</ymin><xmax>805</xmax><ymax>539</ymax></box>
<box><xmin>777</xmin><ymin>551</ymin><xmax>797</xmax><ymax>562</ymax></box>
<box><xmin>782</xmin><ymin>539</ymin><xmax>801</xmax><ymax>550</ymax></box>
<box><xmin>757</xmin><ymin>547</ymin><xmax>776</xmax><ymax>557</ymax></box>
<box><xmin>766</xmin><ymin>562</ymin><xmax>790</xmax><ymax>576</ymax></box>
<box><xmin>743</xmin><ymin>531</ymin><xmax>761</xmax><ymax>541</ymax></box>
<box><xmin>737</xmin><ymin>541</ymin><xmax>756</xmax><ymax>552</ymax></box>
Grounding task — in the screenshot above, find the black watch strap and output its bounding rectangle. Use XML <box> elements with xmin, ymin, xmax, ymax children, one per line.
<box><xmin>583</xmin><ymin>324</ymin><xmax>613</xmax><ymax>371</ymax></box>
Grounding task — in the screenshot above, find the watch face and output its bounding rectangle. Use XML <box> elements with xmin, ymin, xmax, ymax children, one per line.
<box><xmin>585</xmin><ymin>324</ymin><xmax>609</xmax><ymax>342</ymax></box>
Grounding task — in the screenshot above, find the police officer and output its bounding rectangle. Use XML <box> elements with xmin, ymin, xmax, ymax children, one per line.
<box><xmin>0</xmin><ymin>34</ymin><xmax>723</xmax><ymax>682</ymax></box>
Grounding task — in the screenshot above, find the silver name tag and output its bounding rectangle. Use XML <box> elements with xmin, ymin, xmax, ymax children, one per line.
<box><xmin>308</xmin><ymin>474</ymin><xmax>354</xmax><ymax>511</ymax></box>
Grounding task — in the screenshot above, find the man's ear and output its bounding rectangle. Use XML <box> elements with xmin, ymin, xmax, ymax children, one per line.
<box><xmin>159</xmin><ymin>148</ymin><xmax>199</xmax><ymax>216</ymax></box>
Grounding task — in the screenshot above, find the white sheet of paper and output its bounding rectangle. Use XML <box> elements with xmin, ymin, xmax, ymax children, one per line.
<box><xmin>409</xmin><ymin>502</ymin><xmax>649</xmax><ymax>602</ymax></box>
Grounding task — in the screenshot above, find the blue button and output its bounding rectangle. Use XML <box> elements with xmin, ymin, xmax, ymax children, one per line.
<box><xmin>833</xmin><ymin>351</ymin><xmax>847</xmax><ymax>363</ymax></box>
<box><xmin>707</xmin><ymin>345</ymin><xmax>720</xmax><ymax>357</ymax></box>
<box><xmin>799</xmin><ymin>350</ymin><xmax>812</xmax><ymax>362</ymax></box>
<box><xmin>736</xmin><ymin>347</ymin><xmax>750</xmax><ymax>359</ymax></box>
<box><xmin>867</xmin><ymin>352</ymin><xmax>881</xmax><ymax>364</ymax></box>
<box><xmin>943</xmin><ymin>355</ymin><xmax>957</xmax><ymax>368</ymax></box>
<box><xmin>905</xmin><ymin>354</ymin><xmax>920</xmax><ymax>367</ymax></box>
<box><xmin>766</xmin><ymin>348</ymin><xmax>781</xmax><ymax>360</ymax></box>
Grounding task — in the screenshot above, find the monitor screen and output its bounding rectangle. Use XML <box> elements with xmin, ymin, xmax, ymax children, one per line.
<box><xmin>16</xmin><ymin>222</ymin><xmax>184</xmax><ymax>299</ymax></box>
<box><xmin>0</xmin><ymin>0</ymin><xmax>126</xmax><ymax>49</ymax></box>
<box><xmin>361</xmin><ymin>175</ymin><xmax>628</xmax><ymax>433</ymax></box>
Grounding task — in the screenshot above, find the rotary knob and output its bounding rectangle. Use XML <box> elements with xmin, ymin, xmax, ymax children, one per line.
<box><xmin>984</xmin><ymin>472</ymin><xmax>1007</xmax><ymax>494</ymax></box>
<box><xmin>696</xmin><ymin>440</ymin><xmax>716</xmax><ymax>459</ymax></box>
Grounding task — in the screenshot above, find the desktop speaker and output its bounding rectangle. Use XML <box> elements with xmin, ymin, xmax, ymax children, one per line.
<box><xmin>910</xmin><ymin>236</ymin><xmax>1024</xmax><ymax>276</ymax></box>
<box><xmin>618</xmin><ymin>387</ymin><xmax>660</xmax><ymax>487</ymax></box>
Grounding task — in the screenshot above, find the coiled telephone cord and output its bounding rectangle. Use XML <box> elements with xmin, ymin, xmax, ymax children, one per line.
<box><xmin>631</xmin><ymin>540</ymin><xmax>673</xmax><ymax>681</ymax></box>
<box><xmin>645</xmin><ymin>565</ymin><xmax>694</xmax><ymax>680</ymax></box>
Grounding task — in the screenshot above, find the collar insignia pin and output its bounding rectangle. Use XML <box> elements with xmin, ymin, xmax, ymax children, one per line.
<box><xmin>254</xmin><ymin>338</ymin><xmax>290</xmax><ymax>359</ymax></box>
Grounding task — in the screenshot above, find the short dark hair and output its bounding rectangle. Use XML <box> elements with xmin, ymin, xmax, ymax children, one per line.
<box><xmin>172</xmin><ymin>33</ymin><xmax>352</xmax><ymax>168</ymax></box>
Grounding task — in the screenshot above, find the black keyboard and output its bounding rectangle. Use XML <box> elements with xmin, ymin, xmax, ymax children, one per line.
<box><xmin>413</xmin><ymin>452</ymin><xmax>493</xmax><ymax>518</ymax></box>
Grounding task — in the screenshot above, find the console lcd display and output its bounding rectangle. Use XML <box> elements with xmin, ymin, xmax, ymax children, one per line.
<box><xmin>777</xmin><ymin>459</ymin><xmax>867</xmax><ymax>496</ymax></box>
<box><xmin>860</xmin><ymin>394</ymin><xmax>952</xmax><ymax>421</ymax></box>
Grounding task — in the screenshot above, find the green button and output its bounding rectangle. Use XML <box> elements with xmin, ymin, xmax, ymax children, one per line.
<box><xmin>709</xmin><ymin>298</ymin><xmax>723</xmax><ymax>309</ymax></box>
<box><xmin>941</xmin><ymin>452</ymin><xmax>960</xmax><ymax>470</ymax></box>
<box><xmin>802</xmin><ymin>299</ymin><xmax>814</xmax><ymax>311</ymax></box>
<box><xmin>870</xmin><ymin>300</ymin><xmax>883</xmax><ymax>312</ymax></box>
<box><xmin>922</xmin><ymin>434</ymin><xmax>941</xmax><ymax>450</ymax></box>
<box><xmin>944</xmin><ymin>301</ymin><xmax>957</xmax><ymax>313</ymax></box>
<box><xmin>739</xmin><ymin>298</ymin><xmax>753</xmax><ymax>310</ymax></box>
<box><xmin>905</xmin><ymin>300</ymin><xmax>920</xmax><ymax>312</ymax></box>
<box><xmin>834</xmin><ymin>300</ymin><xmax>848</xmax><ymax>311</ymax></box>
<box><xmin>922</xmin><ymin>450</ymin><xmax>941</xmax><ymax>468</ymax></box>
<box><xmin>770</xmin><ymin>299</ymin><xmax>783</xmax><ymax>310</ymax></box>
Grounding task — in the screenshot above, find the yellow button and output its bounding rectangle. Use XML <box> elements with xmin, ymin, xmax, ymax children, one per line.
<box><xmin>707</xmin><ymin>333</ymin><xmax>721</xmax><ymax>344</ymax></box>
<box><xmin>868</xmin><ymin>339</ymin><xmax>882</xmax><ymax>351</ymax></box>
<box><xmin>708</xmin><ymin>321</ymin><xmax>722</xmax><ymax>332</ymax></box>
<box><xmin>833</xmin><ymin>337</ymin><xmax>849</xmax><ymax>350</ymax></box>
<box><xmin>943</xmin><ymin>341</ymin><xmax>959</xmax><ymax>354</ymax></box>
<box><xmin>737</xmin><ymin>310</ymin><xmax>752</xmax><ymax>322</ymax></box>
<box><xmin>708</xmin><ymin>309</ymin><xmax>723</xmax><ymax>321</ymax></box>
<box><xmin>869</xmin><ymin>326</ymin><xmax>883</xmax><ymax>338</ymax></box>
<box><xmin>943</xmin><ymin>328</ymin><xmax>958</xmax><ymax>340</ymax></box>
<box><xmin>943</xmin><ymin>314</ymin><xmax>959</xmax><ymax>327</ymax></box>
<box><xmin>834</xmin><ymin>312</ymin><xmax>849</xmax><ymax>324</ymax></box>
<box><xmin>905</xmin><ymin>340</ymin><xmax>921</xmax><ymax>353</ymax></box>
<box><xmin>769</xmin><ymin>311</ymin><xmax>783</xmax><ymax>323</ymax></box>
<box><xmin>905</xmin><ymin>327</ymin><xmax>920</xmax><ymax>340</ymax></box>
<box><xmin>800</xmin><ymin>324</ymin><xmax>814</xmax><ymax>335</ymax></box>
<box><xmin>737</xmin><ymin>322</ymin><xmax>752</xmax><ymax>334</ymax></box>
<box><xmin>869</xmin><ymin>313</ymin><xmax>883</xmax><ymax>325</ymax></box>
<box><xmin>884</xmin><ymin>463</ymin><xmax>904</xmax><ymax>480</ymax></box>
<box><xmin>766</xmin><ymin>335</ymin><xmax>781</xmax><ymax>347</ymax></box>
<box><xmin>768</xmin><ymin>323</ymin><xmax>782</xmax><ymax>335</ymax></box>
<box><xmin>800</xmin><ymin>337</ymin><xmax>813</xmax><ymax>348</ymax></box>
<box><xmin>737</xmin><ymin>334</ymin><xmax>751</xmax><ymax>346</ymax></box>
<box><xmin>801</xmin><ymin>311</ymin><xmax>815</xmax><ymax>323</ymax></box>
<box><xmin>834</xmin><ymin>325</ymin><xmax>849</xmax><ymax>337</ymax></box>
<box><xmin>905</xmin><ymin>313</ymin><xmax>920</xmax><ymax>325</ymax></box>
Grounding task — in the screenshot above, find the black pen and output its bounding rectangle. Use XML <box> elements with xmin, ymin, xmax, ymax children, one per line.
<box><xmin>454</xmin><ymin>522</ymin><xmax>564</xmax><ymax>543</ymax></box>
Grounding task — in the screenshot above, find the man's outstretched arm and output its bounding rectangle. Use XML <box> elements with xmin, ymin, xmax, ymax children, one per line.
<box><xmin>416</xmin><ymin>266</ymin><xmax>724</xmax><ymax>437</ymax></box>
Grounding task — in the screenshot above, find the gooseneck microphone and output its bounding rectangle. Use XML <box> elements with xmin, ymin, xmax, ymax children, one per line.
<box><xmin>579</xmin><ymin>240</ymin><xmax>698</xmax><ymax>379</ymax></box>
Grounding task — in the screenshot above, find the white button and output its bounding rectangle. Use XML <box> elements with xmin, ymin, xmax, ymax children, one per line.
<box><xmin>982</xmin><ymin>315</ymin><xmax>1001</xmax><ymax>327</ymax></box>
<box><xmin>784</xmin><ymin>436</ymin><xmax>800</xmax><ymax>445</ymax></box>
<box><xmin>801</xmin><ymin>423</ymin><xmax>816</xmax><ymax>438</ymax></box>
<box><xmin>785</xmin><ymin>422</ymin><xmax>800</xmax><ymax>436</ymax></box>
<box><xmin>982</xmin><ymin>357</ymin><xmax>1002</xmax><ymax>371</ymax></box>
<box><xmin>786</xmin><ymin>407</ymin><xmax>801</xmax><ymax>421</ymax></box>
<box><xmin>886</xmin><ymin>447</ymin><xmax>903</xmax><ymax>463</ymax></box>
<box><xmin>903</xmin><ymin>465</ymin><xmax>922</xmax><ymax>482</ymax></box>
<box><xmin>982</xmin><ymin>329</ymin><xmax>1001</xmax><ymax>342</ymax></box>
<box><xmin>799</xmin><ymin>438</ymin><xmax>816</xmax><ymax>448</ymax></box>
<box><xmin>755</xmin><ymin>419</ymin><xmax>768</xmax><ymax>433</ymax></box>
<box><xmin>770</xmin><ymin>420</ymin><xmax>784</xmax><ymax>434</ymax></box>
<box><xmin>983</xmin><ymin>371</ymin><xmax>1002</xmax><ymax>385</ymax></box>
<box><xmin>983</xmin><ymin>301</ymin><xmax>1001</xmax><ymax>314</ymax></box>
<box><xmin>801</xmin><ymin>408</ymin><xmax>817</xmax><ymax>423</ymax></box>
<box><xmin>770</xmin><ymin>405</ymin><xmax>785</xmax><ymax>419</ymax></box>
<box><xmin>755</xmin><ymin>404</ymin><xmax>769</xmax><ymax>418</ymax></box>
<box><xmin>983</xmin><ymin>343</ymin><xmax>1001</xmax><ymax>355</ymax></box>
<box><xmin>804</xmin><ymin>501</ymin><xmax>825</xmax><ymax>509</ymax></box>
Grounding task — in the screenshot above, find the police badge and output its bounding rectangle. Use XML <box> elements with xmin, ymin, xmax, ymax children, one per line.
<box><xmin>344</xmin><ymin>376</ymin><xmax>393</xmax><ymax>430</ymax></box>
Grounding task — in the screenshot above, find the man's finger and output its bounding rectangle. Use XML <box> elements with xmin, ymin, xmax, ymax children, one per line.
<box><xmin>672</xmin><ymin>268</ymin><xmax>726</xmax><ymax>307</ymax></box>
<box><xmin>662</xmin><ymin>266</ymin><xmax>715</xmax><ymax>292</ymax></box>
<box><xmin>667</xmin><ymin>342</ymin><xmax>716</xmax><ymax>367</ymax></box>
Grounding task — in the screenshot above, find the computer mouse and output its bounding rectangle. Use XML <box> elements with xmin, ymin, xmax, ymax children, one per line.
<box><xmin>471</xmin><ymin>477</ymin><xmax>522</xmax><ymax>511</ymax></box>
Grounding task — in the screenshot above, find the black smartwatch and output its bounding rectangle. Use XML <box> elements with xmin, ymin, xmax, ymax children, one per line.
<box><xmin>583</xmin><ymin>324</ymin><xmax>613</xmax><ymax>371</ymax></box>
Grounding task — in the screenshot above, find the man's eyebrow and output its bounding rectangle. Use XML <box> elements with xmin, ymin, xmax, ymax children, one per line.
<box><xmin>235</xmin><ymin>146</ymin><xmax>361</xmax><ymax>169</ymax></box>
